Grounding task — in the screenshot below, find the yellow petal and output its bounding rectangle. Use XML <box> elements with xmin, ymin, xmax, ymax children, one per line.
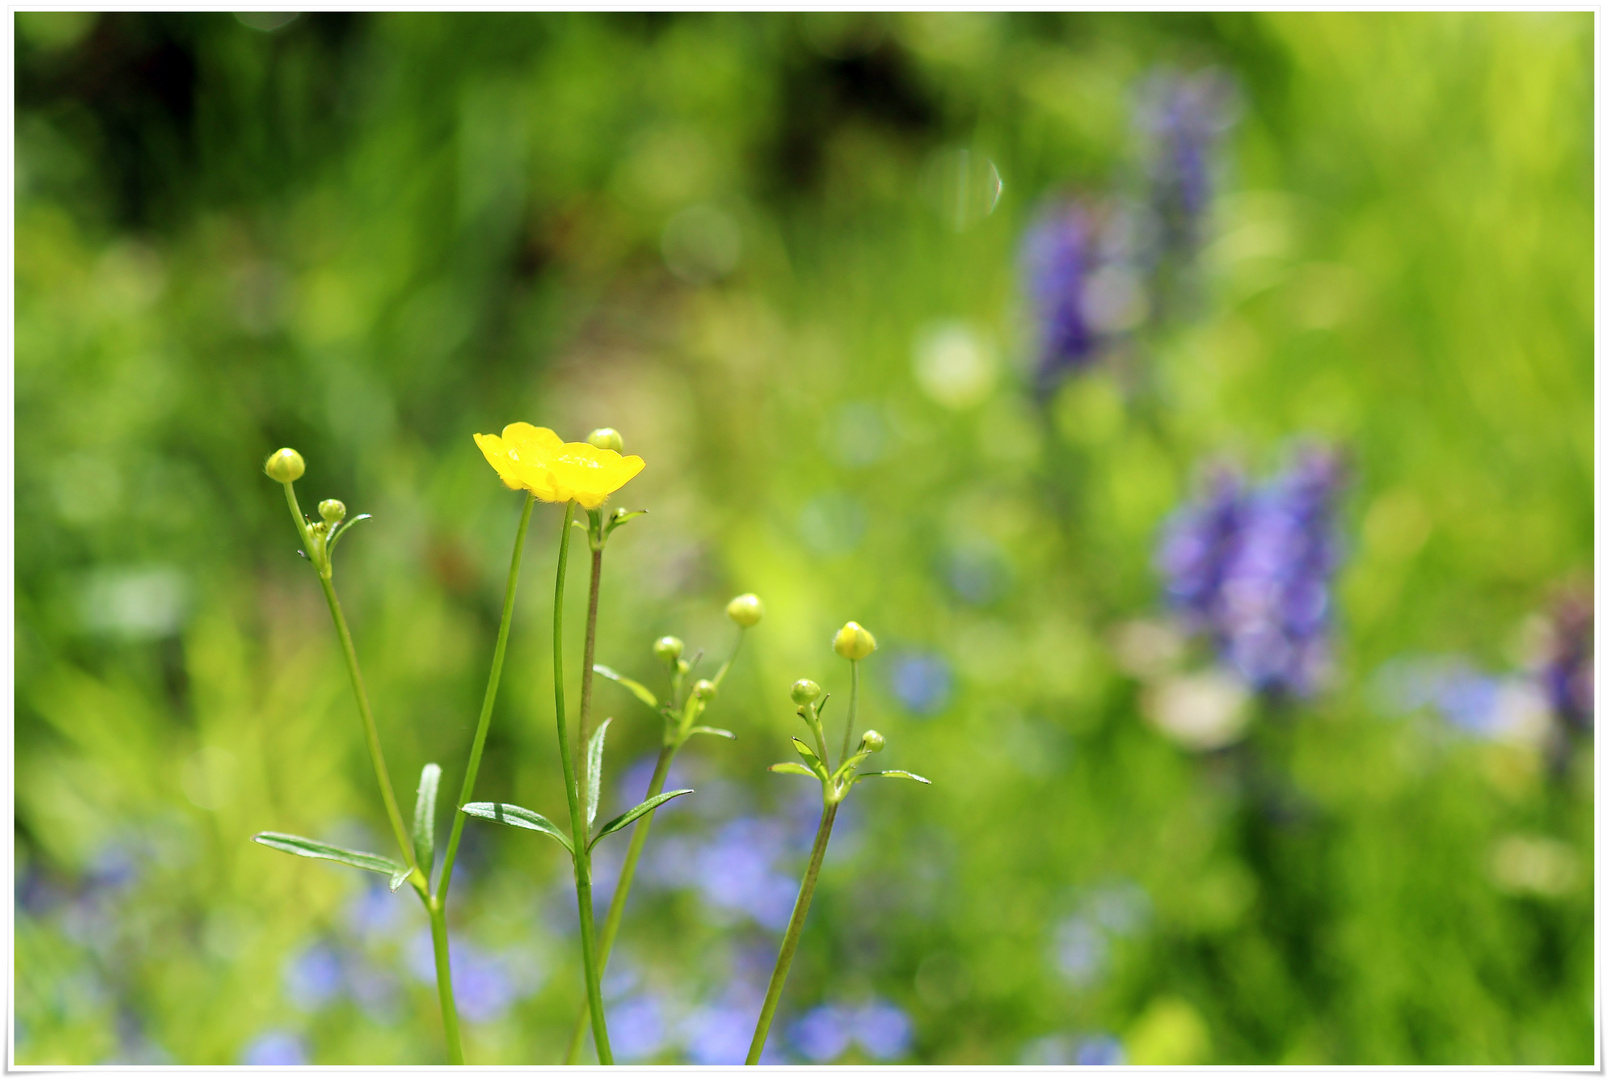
<box><xmin>475</xmin><ymin>427</ymin><xmax>561</xmax><ymax>499</ymax></box>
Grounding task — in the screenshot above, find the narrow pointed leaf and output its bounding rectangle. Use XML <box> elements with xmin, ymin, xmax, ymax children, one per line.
<box><xmin>687</xmin><ymin>726</ymin><xmax>737</xmax><ymax>740</ymax></box>
<box><xmin>768</xmin><ymin>762</ymin><xmax>817</xmax><ymax>778</ymax></box>
<box><xmin>252</xmin><ymin>832</ymin><xmax>406</xmax><ymax>879</ymax></box>
<box><xmin>856</xmin><ymin>770</ymin><xmax>932</xmax><ymax>785</ymax></box>
<box><xmin>412</xmin><ymin>763</ymin><xmax>441</xmax><ymax>874</ymax></box>
<box><xmin>388</xmin><ymin>867</ymin><xmax>412</xmax><ymax>893</ymax></box>
<box><xmin>460</xmin><ymin>802</ymin><xmax>573</xmax><ymax>853</ymax></box>
<box><xmin>585</xmin><ymin>717</ymin><xmax>612</xmax><ymax>829</ymax></box>
<box><xmin>791</xmin><ymin>736</ymin><xmax>827</xmax><ymax>777</ymax></box>
<box><xmin>327</xmin><ymin>513</ymin><xmax>372</xmax><ymax>554</ymax></box>
<box><xmin>590</xmin><ymin>789</ymin><xmax>694</xmax><ymax>850</ymax></box>
<box><xmin>593</xmin><ymin>664</ymin><xmax>659</xmax><ymax>709</ymax></box>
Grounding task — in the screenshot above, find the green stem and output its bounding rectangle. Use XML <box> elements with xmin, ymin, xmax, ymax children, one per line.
<box><xmin>564</xmin><ymin>744</ymin><xmax>674</xmax><ymax>1064</ymax></box>
<box><xmin>315</xmin><ymin>573</ymin><xmax>413</xmax><ymax>866</ymax></box>
<box><xmin>438</xmin><ymin>492</ymin><xmax>537</xmax><ymax>904</ymax></box>
<box><xmin>746</xmin><ymin>802</ymin><xmax>839</xmax><ymax>1065</ymax></box>
<box><xmin>840</xmin><ymin>660</ymin><xmax>860</xmax><ymax>767</ymax></box>
<box><xmin>427</xmin><ymin>899</ymin><xmax>465</xmax><ymax>1065</ymax></box>
<box><xmin>283</xmin><ymin>479</ymin><xmax>451</xmax><ymax>1059</ymax></box>
<box><xmin>552</xmin><ymin>501</ymin><xmax>613</xmax><ymax>1065</ymax></box>
<box><xmin>577</xmin><ymin>543</ymin><xmax>605</xmax><ymax>795</ymax></box>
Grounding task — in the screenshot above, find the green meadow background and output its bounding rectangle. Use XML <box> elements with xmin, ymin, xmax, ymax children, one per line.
<box><xmin>14</xmin><ymin>11</ymin><xmax>1593</xmax><ymax>1065</ymax></box>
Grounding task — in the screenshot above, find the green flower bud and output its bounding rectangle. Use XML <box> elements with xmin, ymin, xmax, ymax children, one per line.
<box><xmin>653</xmin><ymin>635</ymin><xmax>684</xmax><ymax>663</ymax></box>
<box><xmin>726</xmin><ymin>593</ymin><xmax>764</xmax><ymax>628</ymax></box>
<box><xmin>859</xmin><ymin>729</ymin><xmax>886</xmax><ymax>753</ymax></box>
<box><xmin>791</xmin><ymin>678</ymin><xmax>822</xmax><ymax>706</ymax></box>
<box><xmin>318</xmin><ymin>499</ymin><xmax>346</xmax><ymax>525</ymax></box>
<box><xmin>833</xmin><ymin>621</ymin><xmax>877</xmax><ymax>661</ymax></box>
<box><xmin>692</xmin><ymin>679</ymin><xmax>717</xmax><ymax>701</ymax></box>
<box><xmin>587</xmin><ymin>428</ymin><xmax>624</xmax><ymax>452</ymax></box>
<box><xmin>264</xmin><ymin>447</ymin><xmax>305</xmax><ymax>483</ymax></box>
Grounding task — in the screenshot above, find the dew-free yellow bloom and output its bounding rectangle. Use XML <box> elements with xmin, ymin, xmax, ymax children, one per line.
<box><xmin>473</xmin><ymin>422</ymin><xmax>645</xmax><ymax>509</ymax></box>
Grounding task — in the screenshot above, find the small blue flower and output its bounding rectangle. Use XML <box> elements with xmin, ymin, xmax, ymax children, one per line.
<box><xmin>1053</xmin><ymin>915</ymin><xmax>1108</xmax><ymax>988</ymax></box>
<box><xmin>682</xmin><ymin>1002</ymin><xmax>754</xmax><ymax>1065</ymax></box>
<box><xmin>790</xmin><ymin>1003</ymin><xmax>855</xmax><ymax>1063</ymax></box>
<box><xmin>282</xmin><ymin>942</ymin><xmax>344</xmax><ymax>1010</ymax></box>
<box><xmin>1075</xmin><ymin>1033</ymin><xmax>1127</xmax><ymax>1066</ymax></box>
<box><xmin>853</xmin><ymin>999</ymin><xmax>914</xmax><ymax>1060</ymax></box>
<box><xmin>240</xmin><ymin>1030</ymin><xmax>308</xmax><ymax>1066</ymax></box>
<box><xmin>888</xmin><ymin>651</ymin><xmax>954</xmax><ymax>717</ymax></box>
<box><xmin>612</xmin><ymin>994</ymin><xmax>668</xmax><ymax>1062</ymax></box>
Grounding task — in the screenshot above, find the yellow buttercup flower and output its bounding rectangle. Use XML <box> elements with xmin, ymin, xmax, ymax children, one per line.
<box><xmin>473</xmin><ymin>422</ymin><xmax>645</xmax><ymax>509</ymax></box>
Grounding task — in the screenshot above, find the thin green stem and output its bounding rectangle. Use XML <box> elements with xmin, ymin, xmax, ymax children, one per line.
<box><xmin>564</xmin><ymin>744</ymin><xmax>674</xmax><ymax>1064</ymax></box>
<box><xmin>747</xmin><ymin>802</ymin><xmax>839</xmax><ymax>1065</ymax></box>
<box><xmin>315</xmin><ymin>575</ymin><xmax>413</xmax><ymax>865</ymax></box>
<box><xmin>427</xmin><ymin>899</ymin><xmax>465</xmax><ymax>1065</ymax></box>
<box><xmin>438</xmin><ymin>492</ymin><xmax>537</xmax><ymax>904</ymax></box>
<box><xmin>840</xmin><ymin>660</ymin><xmax>860</xmax><ymax>767</ymax></box>
<box><xmin>552</xmin><ymin>500</ymin><xmax>613</xmax><ymax>1065</ymax></box>
<box><xmin>577</xmin><ymin>543</ymin><xmax>605</xmax><ymax>794</ymax></box>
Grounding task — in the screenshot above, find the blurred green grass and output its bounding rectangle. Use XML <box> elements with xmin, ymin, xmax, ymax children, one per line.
<box><xmin>14</xmin><ymin>11</ymin><xmax>1592</xmax><ymax>1065</ymax></box>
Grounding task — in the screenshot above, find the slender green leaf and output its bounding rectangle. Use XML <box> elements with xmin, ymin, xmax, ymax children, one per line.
<box><xmin>590</xmin><ymin>789</ymin><xmax>693</xmax><ymax>849</ymax></box>
<box><xmin>585</xmin><ymin>717</ymin><xmax>612</xmax><ymax>829</ymax></box>
<box><xmin>252</xmin><ymin>832</ymin><xmax>406</xmax><ymax>879</ymax></box>
<box><xmin>768</xmin><ymin>763</ymin><xmax>817</xmax><ymax>778</ymax></box>
<box><xmin>856</xmin><ymin>770</ymin><xmax>932</xmax><ymax>785</ymax></box>
<box><xmin>791</xmin><ymin>736</ymin><xmax>827</xmax><ymax>777</ymax></box>
<box><xmin>834</xmin><ymin>749</ymin><xmax>873</xmax><ymax>784</ymax></box>
<box><xmin>412</xmin><ymin>762</ymin><xmax>441</xmax><ymax>874</ymax></box>
<box><xmin>687</xmin><ymin>726</ymin><xmax>737</xmax><ymax>740</ymax></box>
<box><xmin>388</xmin><ymin>866</ymin><xmax>412</xmax><ymax>893</ymax></box>
<box><xmin>594</xmin><ymin>664</ymin><xmax>659</xmax><ymax>709</ymax></box>
<box><xmin>327</xmin><ymin>513</ymin><xmax>372</xmax><ymax>554</ymax></box>
<box><xmin>461</xmin><ymin>802</ymin><xmax>574</xmax><ymax>853</ymax></box>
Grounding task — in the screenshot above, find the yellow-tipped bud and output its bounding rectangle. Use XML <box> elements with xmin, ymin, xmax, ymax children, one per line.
<box><xmin>692</xmin><ymin>679</ymin><xmax>717</xmax><ymax>701</ymax></box>
<box><xmin>859</xmin><ymin>729</ymin><xmax>886</xmax><ymax>753</ymax></box>
<box><xmin>791</xmin><ymin>678</ymin><xmax>822</xmax><ymax>706</ymax></box>
<box><xmin>264</xmin><ymin>447</ymin><xmax>305</xmax><ymax>483</ymax></box>
<box><xmin>833</xmin><ymin>621</ymin><xmax>877</xmax><ymax>661</ymax></box>
<box><xmin>653</xmin><ymin>635</ymin><xmax>684</xmax><ymax>663</ymax></box>
<box><xmin>318</xmin><ymin>499</ymin><xmax>346</xmax><ymax>524</ymax></box>
<box><xmin>587</xmin><ymin>428</ymin><xmax>624</xmax><ymax>452</ymax></box>
<box><xmin>726</xmin><ymin>593</ymin><xmax>764</xmax><ymax>628</ymax></box>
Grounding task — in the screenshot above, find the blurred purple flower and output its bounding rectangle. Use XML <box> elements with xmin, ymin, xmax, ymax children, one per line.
<box><xmin>789</xmin><ymin>999</ymin><xmax>914</xmax><ymax>1062</ymax></box>
<box><xmin>612</xmin><ymin>994</ymin><xmax>668</xmax><ymax>1062</ymax></box>
<box><xmin>405</xmin><ymin>932</ymin><xmax>539</xmax><ymax>1024</ymax></box>
<box><xmin>853</xmin><ymin>999</ymin><xmax>914</xmax><ymax>1060</ymax></box>
<box><xmin>343</xmin><ymin>881</ymin><xmax>409</xmax><ymax>943</ymax></box>
<box><xmin>1540</xmin><ymin>592</ymin><xmax>1593</xmax><ymax>732</ymax></box>
<box><xmin>282</xmin><ymin>942</ymin><xmax>344</xmax><ymax>1010</ymax></box>
<box><xmin>1053</xmin><ymin>915</ymin><xmax>1108</xmax><ymax>988</ymax></box>
<box><xmin>790</xmin><ymin>1004</ymin><xmax>855</xmax><ymax>1062</ymax></box>
<box><xmin>682</xmin><ymin>1002</ymin><xmax>754</xmax><ymax>1065</ymax></box>
<box><xmin>1157</xmin><ymin>467</ymin><xmax>1246</xmax><ymax>633</ymax></box>
<box><xmin>1158</xmin><ymin>448</ymin><xmax>1345</xmax><ymax>698</ymax></box>
<box><xmin>1023</xmin><ymin>199</ymin><xmax>1113</xmax><ymax>392</ymax></box>
<box><xmin>1075</xmin><ymin>1033</ymin><xmax>1127</xmax><ymax>1065</ymax></box>
<box><xmin>888</xmin><ymin>651</ymin><xmax>954</xmax><ymax>717</ymax></box>
<box><xmin>240</xmin><ymin>1030</ymin><xmax>308</xmax><ymax>1066</ymax></box>
<box><xmin>1134</xmin><ymin>67</ymin><xmax>1239</xmax><ymax>262</ymax></box>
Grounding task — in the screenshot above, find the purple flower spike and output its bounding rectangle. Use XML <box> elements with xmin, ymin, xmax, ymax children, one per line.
<box><xmin>1540</xmin><ymin>591</ymin><xmax>1593</xmax><ymax>732</ymax></box>
<box><xmin>1021</xmin><ymin>200</ymin><xmax>1140</xmax><ymax>394</ymax></box>
<box><xmin>1135</xmin><ymin>67</ymin><xmax>1240</xmax><ymax>262</ymax></box>
<box><xmin>1158</xmin><ymin>446</ymin><xmax>1346</xmax><ymax>699</ymax></box>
